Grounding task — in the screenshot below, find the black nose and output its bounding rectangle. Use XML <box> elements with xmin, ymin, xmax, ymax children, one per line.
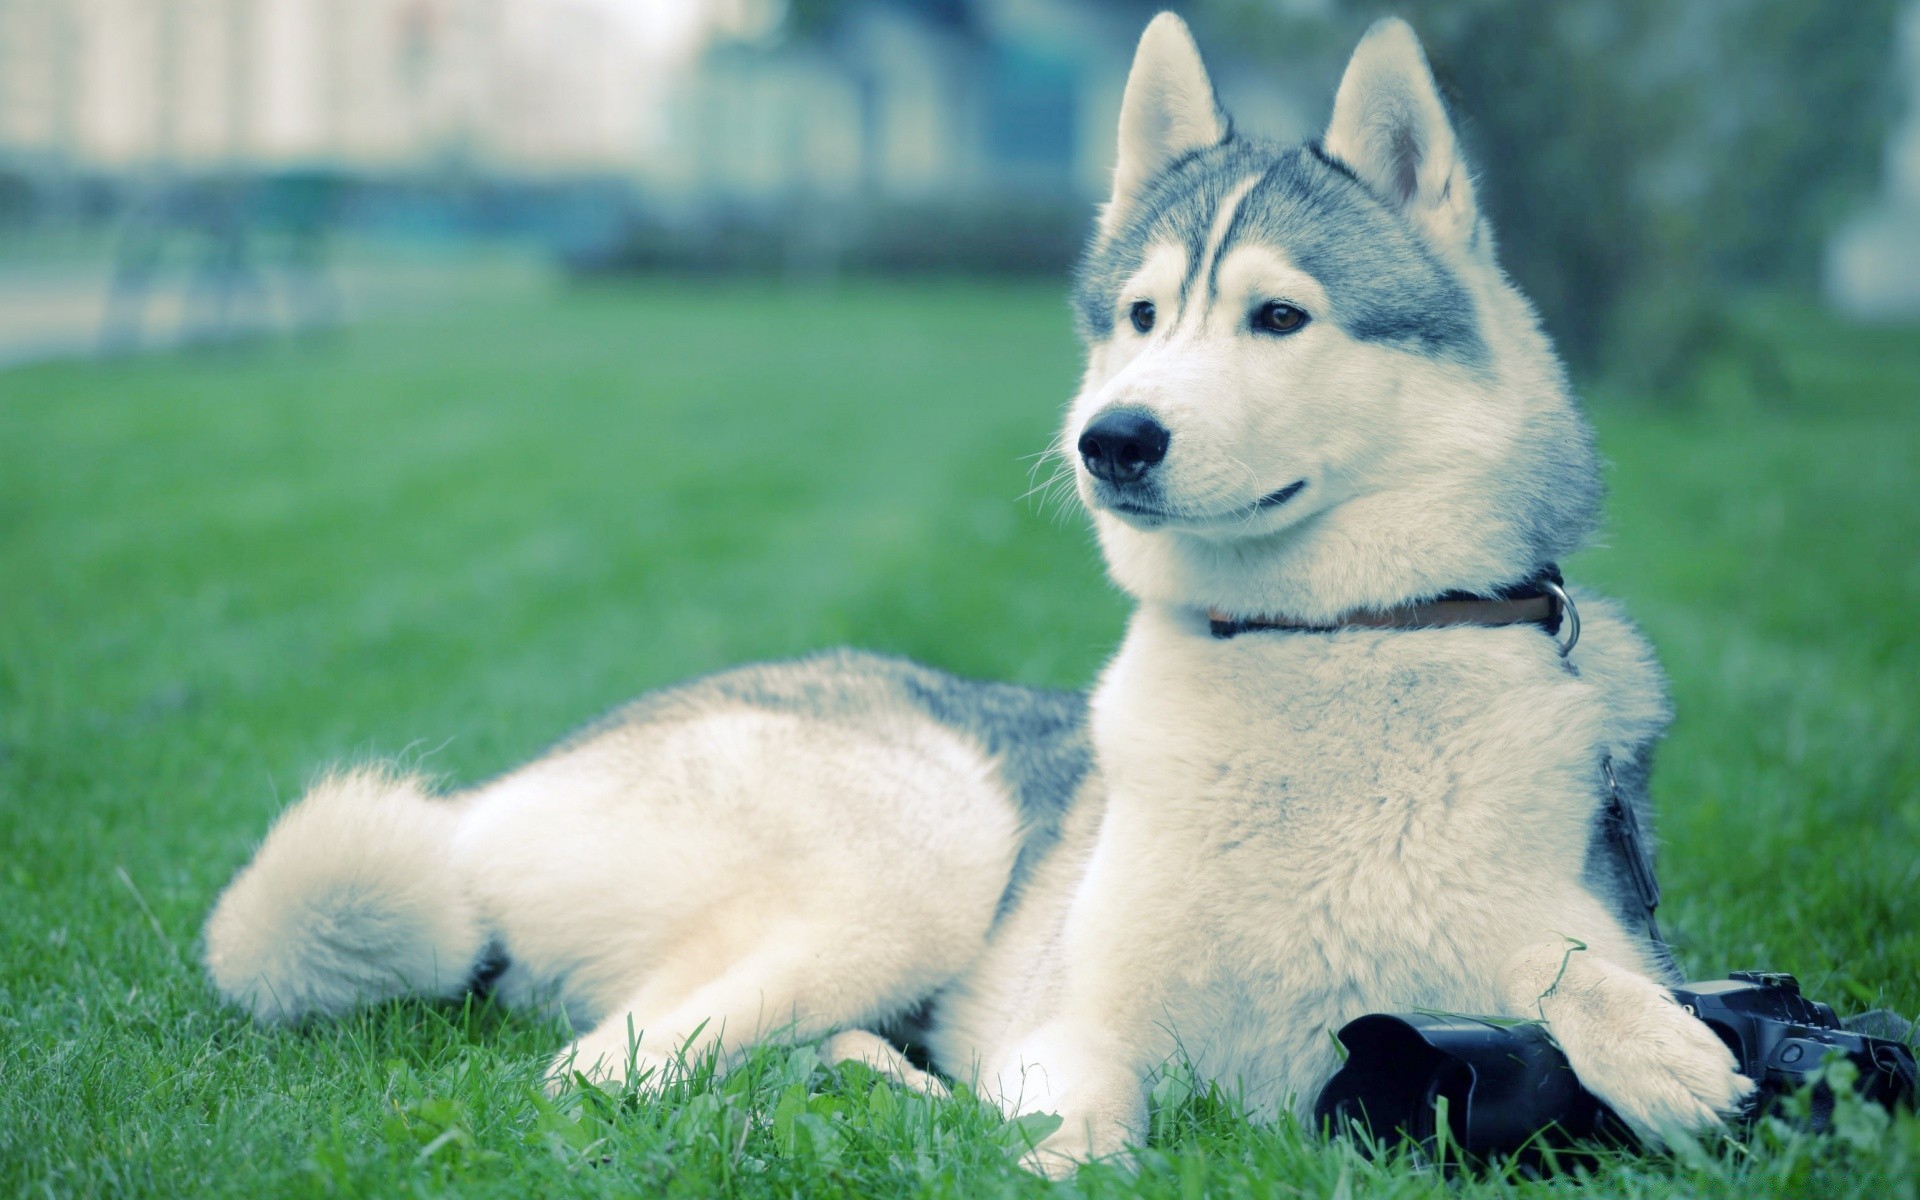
<box><xmin>1078</xmin><ymin>408</ymin><xmax>1170</xmax><ymax>485</ymax></box>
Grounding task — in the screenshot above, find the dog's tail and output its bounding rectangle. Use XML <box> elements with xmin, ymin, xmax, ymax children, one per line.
<box><xmin>203</xmin><ymin>766</ymin><xmax>486</xmax><ymax>1023</ymax></box>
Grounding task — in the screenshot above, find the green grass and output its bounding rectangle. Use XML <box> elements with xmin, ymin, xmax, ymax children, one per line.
<box><xmin>1</xmin><ymin>280</ymin><xmax>1916</xmax><ymax>1197</ymax></box>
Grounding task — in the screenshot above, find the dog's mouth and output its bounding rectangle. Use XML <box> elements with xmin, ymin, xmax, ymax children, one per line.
<box><xmin>1257</xmin><ymin>481</ymin><xmax>1308</xmax><ymax>508</ymax></box>
<box><xmin>1099</xmin><ymin>480</ymin><xmax>1309</xmax><ymax>529</ymax></box>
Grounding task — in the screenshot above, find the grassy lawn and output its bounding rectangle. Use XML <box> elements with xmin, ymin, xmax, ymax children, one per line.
<box><xmin>1</xmin><ymin>279</ymin><xmax>1916</xmax><ymax>1196</ymax></box>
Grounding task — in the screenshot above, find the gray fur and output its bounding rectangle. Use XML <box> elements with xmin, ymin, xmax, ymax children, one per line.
<box><xmin>558</xmin><ymin>649</ymin><xmax>1092</xmax><ymax>915</ymax></box>
<box><xmin>1077</xmin><ymin>137</ymin><xmax>1486</xmax><ymax>365</ymax></box>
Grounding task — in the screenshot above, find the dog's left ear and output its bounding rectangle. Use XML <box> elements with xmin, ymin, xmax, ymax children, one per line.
<box><xmin>1323</xmin><ymin>19</ymin><xmax>1478</xmax><ymax>249</ymax></box>
<box><xmin>1102</xmin><ymin>13</ymin><xmax>1229</xmax><ymax>239</ymax></box>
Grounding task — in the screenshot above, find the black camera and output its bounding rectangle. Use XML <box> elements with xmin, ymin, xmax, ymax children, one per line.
<box><xmin>1314</xmin><ymin>971</ymin><xmax>1916</xmax><ymax>1162</ymax></box>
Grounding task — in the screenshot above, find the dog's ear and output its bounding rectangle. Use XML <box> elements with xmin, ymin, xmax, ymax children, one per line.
<box><xmin>1102</xmin><ymin>13</ymin><xmax>1228</xmax><ymax>239</ymax></box>
<box><xmin>1323</xmin><ymin>19</ymin><xmax>1478</xmax><ymax>249</ymax></box>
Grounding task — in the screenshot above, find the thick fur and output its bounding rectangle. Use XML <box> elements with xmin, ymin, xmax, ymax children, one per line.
<box><xmin>203</xmin><ymin>13</ymin><xmax>1751</xmax><ymax>1174</ymax></box>
<box><xmin>204</xmin><ymin>767</ymin><xmax>485</xmax><ymax>1021</ymax></box>
<box><xmin>205</xmin><ymin>652</ymin><xmax>1090</xmax><ymax>1088</ymax></box>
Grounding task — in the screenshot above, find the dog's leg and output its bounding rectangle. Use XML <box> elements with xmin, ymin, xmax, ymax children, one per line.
<box><xmin>980</xmin><ymin>809</ymin><xmax>1174</xmax><ymax>1177</ymax></box>
<box><xmin>547</xmin><ymin>941</ymin><xmax>842</xmax><ymax>1095</ymax></box>
<box><xmin>1501</xmin><ymin>941</ymin><xmax>1755</xmax><ymax>1145</ymax></box>
<box><xmin>822</xmin><ymin>1029</ymin><xmax>948</xmax><ymax>1096</ymax></box>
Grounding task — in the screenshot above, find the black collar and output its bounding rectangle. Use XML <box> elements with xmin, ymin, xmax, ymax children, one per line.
<box><xmin>1206</xmin><ymin>565</ymin><xmax>1573</xmax><ymax>653</ymax></box>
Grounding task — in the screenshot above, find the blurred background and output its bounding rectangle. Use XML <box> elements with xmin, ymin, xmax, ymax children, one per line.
<box><xmin>0</xmin><ymin>0</ymin><xmax>1915</xmax><ymax>377</ymax></box>
<box><xmin>3</xmin><ymin>15</ymin><xmax>1918</xmax><ymax>1176</ymax></box>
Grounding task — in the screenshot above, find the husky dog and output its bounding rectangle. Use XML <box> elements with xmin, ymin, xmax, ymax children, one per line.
<box><xmin>204</xmin><ymin>14</ymin><xmax>1753</xmax><ymax>1174</ymax></box>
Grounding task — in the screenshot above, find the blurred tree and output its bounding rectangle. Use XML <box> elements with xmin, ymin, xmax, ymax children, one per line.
<box><xmin>1405</xmin><ymin>1</ymin><xmax>1701</xmax><ymax>382</ymax></box>
<box><xmin>785</xmin><ymin>0</ymin><xmax>979</xmax><ymax>37</ymax></box>
<box><xmin>783</xmin><ymin>0</ymin><xmax>853</xmax><ymax>38</ymax></box>
<box><xmin>1192</xmin><ymin>0</ymin><xmax>1903</xmax><ymax>388</ymax></box>
<box><xmin>1691</xmin><ymin>1</ymin><xmax>1904</xmax><ymax>285</ymax></box>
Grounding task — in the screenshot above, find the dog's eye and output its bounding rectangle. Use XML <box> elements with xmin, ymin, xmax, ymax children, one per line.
<box><xmin>1254</xmin><ymin>301</ymin><xmax>1308</xmax><ymax>335</ymax></box>
<box><xmin>1129</xmin><ymin>300</ymin><xmax>1156</xmax><ymax>334</ymax></box>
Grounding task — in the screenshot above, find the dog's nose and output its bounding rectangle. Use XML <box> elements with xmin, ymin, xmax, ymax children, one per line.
<box><xmin>1078</xmin><ymin>408</ymin><xmax>1170</xmax><ymax>485</ymax></box>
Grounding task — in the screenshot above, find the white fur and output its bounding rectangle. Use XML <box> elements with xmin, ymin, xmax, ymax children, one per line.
<box><xmin>1502</xmin><ymin>943</ymin><xmax>1755</xmax><ymax>1143</ymax></box>
<box><xmin>203</xmin><ymin>767</ymin><xmax>483</xmax><ymax>1022</ymax></box>
<box><xmin>479</xmin><ymin>706</ymin><xmax>1017</xmax><ymax>1090</ymax></box>
<box><xmin>939</xmin><ymin>602</ymin><xmax>1748</xmax><ymax>1172</ymax></box>
<box><xmin>205</xmin><ymin>698</ymin><xmax>1020</xmax><ymax>1097</ymax></box>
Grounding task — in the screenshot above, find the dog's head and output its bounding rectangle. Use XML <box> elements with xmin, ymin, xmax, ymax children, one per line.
<box><xmin>1067</xmin><ymin>15</ymin><xmax>1600</xmax><ymax>622</ymax></box>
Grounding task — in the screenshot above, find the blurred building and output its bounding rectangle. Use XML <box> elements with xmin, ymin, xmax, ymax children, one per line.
<box><xmin>609</xmin><ymin>0</ymin><xmax>1312</xmax><ymax>273</ymax></box>
<box><xmin>0</xmin><ymin>0</ymin><xmax>733</xmax><ymax>173</ymax></box>
<box><xmin>0</xmin><ymin>0</ymin><xmax>1316</xmax><ymax>278</ymax></box>
<box><xmin>643</xmin><ymin>0</ymin><xmax>1308</xmax><ymax>209</ymax></box>
<box><xmin>0</xmin><ymin>0</ymin><xmax>1307</xmax><ymax>192</ymax></box>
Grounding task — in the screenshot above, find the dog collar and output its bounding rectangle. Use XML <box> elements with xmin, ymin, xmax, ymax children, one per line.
<box><xmin>1206</xmin><ymin>565</ymin><xmax>1579</xmax><ymax>656</ymax></box>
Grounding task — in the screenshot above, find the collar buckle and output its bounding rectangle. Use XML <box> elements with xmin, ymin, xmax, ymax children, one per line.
<box><xmin>1540</xmin><ymin>579</ymin><xmax>1580</xmax><ymax>657</ymax></box>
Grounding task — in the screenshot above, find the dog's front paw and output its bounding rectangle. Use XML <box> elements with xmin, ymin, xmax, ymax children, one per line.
<box><xmin>1505</xmin><ymin>944</ymin><xmax>1756</xmax><ymax>1147</ymax></box>
<box><xmin>1557</xmin><ymin>985</ymin><xmax>1755</xmax><ymax>1145</ymax></box>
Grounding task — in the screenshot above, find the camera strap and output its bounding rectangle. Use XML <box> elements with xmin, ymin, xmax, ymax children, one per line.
<box><xmin>1602</xmin><ymin>755</ymin><xmax>1663</xmax><ymax>944</ymax></box>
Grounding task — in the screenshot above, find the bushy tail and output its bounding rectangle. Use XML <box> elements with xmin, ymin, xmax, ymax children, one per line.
<box><xmin>203</xmin><ymin>766</ymin><xmax>485</xmax><ymax>1023</ymax></box>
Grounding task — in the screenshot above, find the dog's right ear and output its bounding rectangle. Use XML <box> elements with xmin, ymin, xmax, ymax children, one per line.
<box><xmin>1101</xmin><ymin>13</ymin><xmax>1228</xmax><ymax>239</ymax></box>
<box><xmin>1323</xmin><ymin>19</ymin><xmax>1478</xmax><ymax>250</ymax></box>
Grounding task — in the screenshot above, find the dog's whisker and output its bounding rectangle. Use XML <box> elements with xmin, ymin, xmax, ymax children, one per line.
<box><xmin>1019</xmin><ymin>456</ymin><xmax>1077</xmax><ymax>510</ymax></box>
